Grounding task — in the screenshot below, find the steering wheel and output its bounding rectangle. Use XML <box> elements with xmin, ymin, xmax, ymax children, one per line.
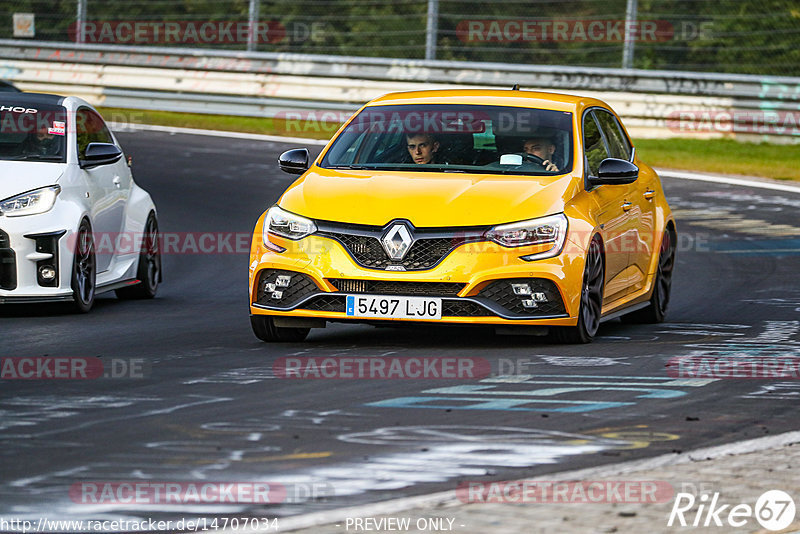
<box><xmin>524</xmin><ymin>153</ymin><xmax>546</xmax><ymax>166</ymax></box>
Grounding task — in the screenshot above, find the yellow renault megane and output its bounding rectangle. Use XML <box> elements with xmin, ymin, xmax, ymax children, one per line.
<box><xmin>249</xmin><ymin>89</ymin><xmax>676</xmax><ymax>343</ymax></box>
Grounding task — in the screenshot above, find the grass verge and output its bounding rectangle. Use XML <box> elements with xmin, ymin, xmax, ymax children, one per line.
<box><xmin>99</xmin><ymin>107</ymin><xmax>336</xmax><ymax>141</ymax></box>
<box><xmin>633</xmin><ymin>138</ymin><xmax>800</xmax><ymax>182</ymax></box>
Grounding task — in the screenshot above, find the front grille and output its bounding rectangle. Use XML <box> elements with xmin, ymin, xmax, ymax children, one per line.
<box><xmin>0</xmin><ymin>229</ymin><xmax>16</xmax><ymax>290</ymax></box>
<box><xmin>316</xmin><ymin>221</ymin><xmax>487</xmax><ymax>272</ymax></box>
<box><xmin>255</xmin><ymin>269</ymin><xmax>320</xmax><ymax>308</ymax></box>
<box><xmin>442</xmin><ymin>300</ymin><xmax>492</xmax><ymax>317</ymax></box>
<box><xmin>302</xmin><ymin>295</ymin><xmax>346</xmax><ymax>312</ymax></box>
<box><xmin>321</xmin><ymin>232</ymin><xmax>462</xmax><ymax>270</ymax></box>
<box><xmin>328</xmin><ymin>279</ymin><xmax>465</xmax><ymax>297</ymax></box>
<box><xmin>401</xmin><ymin>238</ymin><xmax>462</xmax><ymax>270</ymax></box>
<box><xmin>477</xmin><ymin>278</ymin><xmax>566</xmax><ymax>317</ymax></box>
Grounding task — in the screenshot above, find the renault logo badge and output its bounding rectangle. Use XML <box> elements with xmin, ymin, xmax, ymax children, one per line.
<box><xmin>381</xmin><ymin>224</ymin><xmax>413</xmax><ymax>261</ymax></box>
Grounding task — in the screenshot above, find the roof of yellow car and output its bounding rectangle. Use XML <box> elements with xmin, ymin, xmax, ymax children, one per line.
<box><xmin>367</xmin><ymin>89</ymin><xmax>602</xmax><ymax>112</ymax></box>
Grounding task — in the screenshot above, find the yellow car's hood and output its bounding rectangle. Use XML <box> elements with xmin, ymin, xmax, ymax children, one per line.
<box><xmin>278</xmin><ymin>168</ymin><xmax>580</xmax><ymax>227</ymax></box>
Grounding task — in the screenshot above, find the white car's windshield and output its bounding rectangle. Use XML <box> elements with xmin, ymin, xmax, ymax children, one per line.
<box><xmin>0</xmin><ymin>103</ymin><xmax>67</xmax><ymax>163</ymax></box>
<box><xmin>321</xmin><ymin>104</ymin><xmax>573</xmax><ymax>175</ymax></box>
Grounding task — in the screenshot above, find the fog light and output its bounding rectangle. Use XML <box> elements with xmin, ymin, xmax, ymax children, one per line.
<box><xmin>511</xmin><ymin>283</ymin><xmax>531</xmax><ymax>295</ymax></box>
<box><xmin>264</xmin><ymin>282</ymin><xmax>276</xmax><ymax>292</ymax></box>
<box><xmin>521</xmin><ymin>299</ymin><xmax>538</xmax><ymax>309</ymax></box>
<box><xmin>276</xmin><ymin>275</ymin><xmax>292</xmax><ymax>287</ymax></box>
<box><xmin>39</xmin><ymin>265</ymin><xmax>56</xmax><ymax>280</ymax></box>
<box><xmin>531</xmin><ymin>292</ymin><xmax>547</xmax><ymax>302</ymax></box>
<box><xmin>271</xmin><ymin>291</ymin><xmax>283</xmax><ymax>300</ymax></box>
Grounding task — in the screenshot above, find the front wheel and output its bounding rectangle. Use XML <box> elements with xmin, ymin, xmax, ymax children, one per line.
<box><xmin>251</xmin><ymin>315</ymin><xmax>310</xmax><ymax>342</ymax></box>
<box><xmin>622</xmin><ymin>226</ymin><xmax>676</xmax><ymax>324</ymax></box>
<box><xmin>551</xmin><ymin>236</ymin><xmax>604</xmax><ymax>344</ymax></box>
<box><xmin>71</xmin><ymin>220</ymin><xmax>96</xmax><ymax>313</ymax></box>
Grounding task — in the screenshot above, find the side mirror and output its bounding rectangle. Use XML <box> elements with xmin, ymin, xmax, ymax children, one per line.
<box><xmin>590</xmin><ymin>158</ymin><xmax>639</xmax><ymax>186</ymax></box>
<box><xmin>81</xmin><ymin>143</ymin><xmax>122</xmax><ymax>168</ymax></box>
<box><xmin>279</xmin><ymin>149</ymin><xmax>309</xmax><ymax>175</ymax></box>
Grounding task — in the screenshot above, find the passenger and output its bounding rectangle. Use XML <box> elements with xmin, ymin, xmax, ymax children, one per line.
<box><xmin>523</xmin><ymin>137</ymin><xmax>559</xmax><ymax>172</ymax></box>
<box><xmin>406</xmin><ymin>133</ymin><xmax>440</xmax><ymax>164</ymax></box>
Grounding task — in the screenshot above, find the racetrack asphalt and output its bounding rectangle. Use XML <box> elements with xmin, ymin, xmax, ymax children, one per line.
<box><xmin>1</xmin><ymin>129</ymin><xmax>799</xmax><ymax>531</ymax></box>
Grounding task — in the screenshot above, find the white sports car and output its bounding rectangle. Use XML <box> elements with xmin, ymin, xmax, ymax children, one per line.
<box><xmin>0</xmin><ymin>93</ymin><xmax>160</xmax><ymax>312</ymax></box>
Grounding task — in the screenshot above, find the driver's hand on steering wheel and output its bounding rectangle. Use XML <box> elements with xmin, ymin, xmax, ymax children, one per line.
<box><xmin>541</xmin><ymin>159</ymin><xmax>559</xmax><ymax>172</ymax></box>
<box><xmin>524</xmin><ymin>153</ymin><xmax>560</xmax><ymax>172</ymax></box>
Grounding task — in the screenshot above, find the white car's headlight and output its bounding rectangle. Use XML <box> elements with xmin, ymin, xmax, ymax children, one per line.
<box><xmin>264</xmin><ymin>206</ymin><xmax>317</xmax><ymax>244</ymax></box>
<box><xmin>485</xmin><ymin>213</ymin><xmax>568</xmax><ymax>260</ymax></box>
<box><xmin>0</xmin><ymin>185</ymin><xmax>61</xmax><ymax>217</ymax></box>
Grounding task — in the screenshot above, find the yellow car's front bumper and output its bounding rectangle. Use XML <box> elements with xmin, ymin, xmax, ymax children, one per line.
<box><xmin>248</xmin><ymin>214</ymin><xmax>586</xmax><ymax>327</ymax></box>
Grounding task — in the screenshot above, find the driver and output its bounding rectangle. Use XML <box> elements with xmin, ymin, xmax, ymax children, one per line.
<box><xmin>23</xmin><ymin>123</ymin><xmax>62</xmax><ymax>157</ymax></box>
<box><xmin>523</xmin><ymin>137</ymin><xmax>559</xmax><ymax>172</ymax></box>
<box><xmin>406</xmin><ymin>133</ymin><xmax>440</xmax><ymax>164</ymax></box>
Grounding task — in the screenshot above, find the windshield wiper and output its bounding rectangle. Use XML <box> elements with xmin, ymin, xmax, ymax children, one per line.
<box><xmin>2</xmin><ymin>155</ymin><xmax>64</xmax><ymax>162</ymax></box>
<box><xmin>328</xmin><ymin>164</ymin><xmax>372</xmax><ymax>170</ymax></box>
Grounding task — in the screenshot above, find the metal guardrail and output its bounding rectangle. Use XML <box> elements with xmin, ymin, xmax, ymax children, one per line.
<box><xmin>1</xmin><ymin>40</ymin><xmax>799</xmax><ymax>139</ymax></box>
<box><xmin>2</xmin><ymin>39</ymin><xmax>800</xmax><ymax>101</ymax></box>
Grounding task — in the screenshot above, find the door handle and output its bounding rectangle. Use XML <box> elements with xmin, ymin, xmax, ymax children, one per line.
<box><xmin>113</xmin><ymin>176</ymin><xmax>121</xmax><ymax>188</ymax></box>
<box><xmin>644</xmin><ymin>189</ymin><xmax>656</xmax><ymax>200</ymax></box>
<box><xmin>621</xmin><ymin>201</ymin><xmax>633</xmax><ymax>212</ymax></box>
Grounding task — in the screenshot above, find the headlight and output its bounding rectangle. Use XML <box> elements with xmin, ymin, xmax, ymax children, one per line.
<box><xmin>263</xmin><ymin>206</ymin><xmax>317</xmax><ymax>244</ymax></box>
<box><xmin>485</xmin><ymin>213</ymin><xmax>568</xmax><ymax>260</ymax></box>
<box><xmin>0</xmin><ymin>185</ymin><xmax>61</xmax><ymax>217</ymax></box>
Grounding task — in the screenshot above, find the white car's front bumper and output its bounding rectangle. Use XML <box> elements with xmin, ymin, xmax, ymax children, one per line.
<box><xmin>0</xmin><ymin>208</ymin><xmax>76</xmax><ymax>302</ymax></box>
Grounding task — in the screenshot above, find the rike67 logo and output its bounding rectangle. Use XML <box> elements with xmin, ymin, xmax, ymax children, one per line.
<box><xmin>668</xmin><ymin>490</ymin><xmax>796</xmax><ymax>531</ymax></box>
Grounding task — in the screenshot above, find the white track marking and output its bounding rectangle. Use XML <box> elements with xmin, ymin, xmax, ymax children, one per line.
<box><xmin>658</xmin><ymin>169</ymin><xmax>800</xmax><ymax>195</ymax></box>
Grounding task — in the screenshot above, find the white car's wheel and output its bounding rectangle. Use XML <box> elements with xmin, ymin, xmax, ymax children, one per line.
<box><xmin>116</xmin><ymin>213</ymin><xmax>161</xmax><ymax>300</ymax></box>
<box><xmin>71</xmin><ymin>220</ymin><xmax>96</xmax><ymax>313</ymax></box>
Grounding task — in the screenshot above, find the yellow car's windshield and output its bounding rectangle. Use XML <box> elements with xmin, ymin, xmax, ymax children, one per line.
<box><xmin>321</xmin><ymin>104</ymin><xmax>573</xmax><ymax>175</ymax></box>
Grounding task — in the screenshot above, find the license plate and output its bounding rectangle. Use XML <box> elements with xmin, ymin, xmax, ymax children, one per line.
<box><xmin>346</xmin><ymin>295</ymin><xmax>442</xmax><ymax>320</ymax></box>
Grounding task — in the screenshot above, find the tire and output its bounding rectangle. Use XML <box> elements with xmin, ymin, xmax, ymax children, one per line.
<box><xmin>116</xmin><ymin>212</ymin><xmax>161</xmax><ymax>300</ymax></box>
<box><xmin>71</xmin><ymin>220</ymin><xmax>96</xmax><ymax>313</ymax></box>
<box><xmin>251</xmin><ymin>315</ymin><xmax>310</xmax><ymax>342</ymax></box>
<box><xmin>551</xmin><ymin>236</ymin><xmax>604</xmax><ymax>344</ymax></box>
<box><xmin>622</xmin><ymin>226</ymin><xmax>676</xmax><ymax>324</ymax></box>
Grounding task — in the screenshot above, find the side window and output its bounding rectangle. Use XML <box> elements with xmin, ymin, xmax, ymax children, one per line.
<box><xmin>594</xmin><ymin>110</ymin><xmax>632</xmax><ymax>161</ymax></box>
<box><xmin>76</xmin><ymin>108</ymin><xmax>114</xmax><ymax>159</ymax></box>
<box><xmin>583</xmin><ymin>112</ymin><xmax>607</xmax><ymax>177</ymax></box>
